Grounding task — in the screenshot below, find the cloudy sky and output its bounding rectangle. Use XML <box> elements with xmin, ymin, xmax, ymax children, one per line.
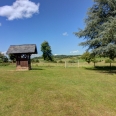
<box><xmin>0</xmin><ymin>0</ymin><xmax>93</xmax><ymax>56</ymax></box>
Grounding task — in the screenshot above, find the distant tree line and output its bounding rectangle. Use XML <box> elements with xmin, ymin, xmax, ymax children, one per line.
<box><xmin>53</xmin><ymin>55</ymin><xmax>81</xmax><ymax>59</ymax></box>
<box><xmin>40</xmin><ymin>41</ymin><xmax>81</xmax><ymax>61</ymax></box>
<box><xmin>32</xmin><ymin>55</ymin><xmax>81</xmax><ymax>60</ymax></box>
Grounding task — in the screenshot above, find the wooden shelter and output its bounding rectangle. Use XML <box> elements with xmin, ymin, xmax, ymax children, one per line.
<box><xmin>7</xmin><ymin>44</ymin><xmax>38</xmax><ymax>70</ymax></box>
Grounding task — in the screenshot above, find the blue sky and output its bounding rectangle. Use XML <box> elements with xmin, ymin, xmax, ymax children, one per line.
<box><xmin>0</xmin><ymin>0</ymin><xmax>94</xmax><ymax>56</ymax></box>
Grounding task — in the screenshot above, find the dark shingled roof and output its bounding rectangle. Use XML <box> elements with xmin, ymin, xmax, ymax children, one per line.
<box><xmin>6</xmin><ymin>44</ymin><xmax>38</xmax><ymax>54</ymax></box>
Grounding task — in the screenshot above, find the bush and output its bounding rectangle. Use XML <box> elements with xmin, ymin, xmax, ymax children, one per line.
<box><xmin>0</xmin><ymin>58</ymin><xmax>3</xmax><ymax>63</ymax></box>
<box><xmin>31</xmin><ymin>59</ymin><xmax>39</xmax><ymax>63</ymax></box>
<box><xmin>77</xmin><ymin>56</ymin><xmax>81</xmax><ymax>59</ymax></box>
<box><xmin>58</xmin><ymin>60</ymin><xmax>65</xmax><ymax>63</ymax></box>
<box><xmin>91</xmin><ymin>59</ymin><xmax>98</xmax><ymax>63</ymax></box>
<box><xmin>105</xmin><ymin>59</ymin><xmax>114</xmax><ymax>63</ymax></box>
<box><xmin>68</xmin><ymin>60</ymin><xmax>76</xmax><ymax>63</ymax></box>
<box><xmin>0</xmin><ymin>63</ymin><xmax>10</xmax><ymax>66</ymax></box>
<box><xmin>52</xmin><ymin>60</ymin><xmax>57</xmax><ymax>63</ymax></box>
<box><xmin>98</xmin><ymin>60</ymin><xmax>102</xmax><ymax>62</ymax></box>
<box><xmin>35</xmin><ymin>64</ymin><xmax>38</xmax><ymax>67</ymax></box>
<box><xmin>35</xmin><ymin>59</ymin><xmax>39</xmax><ymax>63</ymax></box>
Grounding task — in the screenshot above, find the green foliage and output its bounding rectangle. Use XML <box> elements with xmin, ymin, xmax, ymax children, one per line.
<box><xmin>91</xmin><ymin>58</ymin><xmax>98</xmax><ymax>63</ymax></box>
<box><xmin>58</xmin><ymin>60</ymin><xmax>65</xmax><ymax>63</ymax></box>
<box><xmin>81</xmin><ymin>52</ymin><xmax>92</xmax><ymax>63</ymax></box>
<box><xmin>52</xmin><ymin>60</ymin><xmax>57</xmax><ymax>63</ymax></box>
<box><xmin>0</xmin><ymin>63</ymin><xmax>10</xmax><ymax>66</ymax></box>
<box><xmin>0</xmin><ymin>58</ymin><xmax>3</xmax><ymax>63</ymax></box>
<box><xmin>68</xmin><ymin>60</ymin><xmax>76</xmax><ymax>63</ymax></box>
<box><xmin>54</xmin><ymin>55</ymin><xmax>81</xmax><ymax>59</ymax></box>
<box><xmin>31</xmin><ymin>59</ymin><xmax>34</xmax><ymax>62</ymax></box>
<box><xmin>34</xmin><ymin>55</ymin><xmax>81</xmax><ymax>62</ymax></box>
<box><xmin>77</xmin><ymin>56</ymin><xmax>81</xmax><ymax>59</ymax></box>
<box><xmin>0</xmin><ymin>52</ymin><xmax>4</xmax><ymax>58</ymax></box>
<box><xmin>75</xmin><ymin>0</ymin><xmax>116</xmax><ymax>60</ymax></box>
<box><xmin>32</xmin><ymin>59</ymin><xmax>39</xmax><ymax>63</ymax></box>
<box><xmin>31</xmin><ymin>57</ymin><xmax>40</xmax><ymax>63</ymax></box>
<box><xmin>41</xmin><ymin>41</ymin><xmax>53</xmax><ymax>61</ymax></box>
<box><xmin>9</xmin><ymin>54</ymin><xmax>16</xmax><ymax>63</ymax></box>
<box><xmin>105</xmin><ymin>58</ymin><xmax>116</xmax><ymax>63</ymax></box>
<box><xmin>2</xmin><ymin>56</ymin><xmax>8</xmax><ymax>62</ymax></box>
<box><xmin>0</xmin><ymin>52</ymin><xmax>4</xmax><ymax>63</ymax></box>
<box><xmin>35</xmin><ymin>59</ymin><xmax>39</xmax><ymax>63</ymax></box>
<box><xmin>105</xmin><ymin>59</ymin><xmax>113</xmax><ymax>63</ymax></box>
<box><xmin>0</xmin><ymin>52</ymin><xmax>8</xmax><ymax>63</ymax></box>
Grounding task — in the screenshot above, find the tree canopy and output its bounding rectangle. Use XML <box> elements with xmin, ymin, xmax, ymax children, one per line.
<box><xmin>81</xmin><ymin>52</ymin><xmax>92</xmax><ymax>64</ymax></box>
<box><xmin>0</xmin><ymin>52</ymin><xmax>8</xmax><ymax>63</ymax></box>
<box><xmin>75</xmin><ymin>0</ymin><xmax>116</xmax><ymax>60</ymax></box>
<box><xmin>9</xmin><ymin>54</ymin><xmax>16</xmax><ymax>63</ymax></box>
<box><xmin>41</xmin><ymin>41</ymin><xmax>53</xmax><ymax>61</ymax></box>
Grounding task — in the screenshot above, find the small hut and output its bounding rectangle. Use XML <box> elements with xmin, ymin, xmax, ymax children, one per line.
<box><xmin>7</xmin><ymin>44</ymin><xmax>38</xmax><ymax>70</ymax></box>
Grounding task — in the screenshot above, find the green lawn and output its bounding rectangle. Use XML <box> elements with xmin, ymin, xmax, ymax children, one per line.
<box><xmin>0</xmin><ymin>65</ymin><xmax>116</xmax><ymax>116</ymax></box>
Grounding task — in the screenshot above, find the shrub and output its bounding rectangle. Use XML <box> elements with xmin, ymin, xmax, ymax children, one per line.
<box><xmin>31</xmin><ymin>59</ymin><xmax>39</xmax><ymax>63</ymax></box>
<box><xmin>91</xmin><ymin>59</ymin><xmax>98</xmax><ymax>63</ymax></box>
<box><xmin>58</xmin><ymin>60</ymin><xmax>65</xmax><ymax>63</ymax></box>
<box><xmin>0</xmin><ymin>63</ymin><xmax>10</xmax><ymax>66</ymax></box>
<box><xmin>35</xmin><ymin>64</ymin><xmax>38</xmax><ymax>67</ymax></box>
<box><xmin>105</xmin><ymin>59</ymin><xmax>114</xmax><ymax>63</ymax></box>
<box><xmin>52</xmin><ymin>60</ymin><xmax>57</xmax><ymax>63</ymax></box>
<box><xmin>0</xmin><ymin>58</ymin><xmax>3</xmax><ymax>63</ymax></box>
<box><xmin>68</xmin><ymin>60</ymin><xmax>76</xmax><ymax>63</ymax></box>
<box><xmin>35</xmin><ymin>59</ymin><xmax>39</xmax><ymax>63</ymax></box>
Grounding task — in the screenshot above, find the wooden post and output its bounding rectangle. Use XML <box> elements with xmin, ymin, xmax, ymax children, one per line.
<box><xmin>29</xmin><ymin>54</ymin><xmax>31</xmax><ymax>70</ymax></box>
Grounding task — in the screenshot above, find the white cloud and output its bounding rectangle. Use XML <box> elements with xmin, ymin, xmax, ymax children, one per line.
<box><xmin>1</xmin><ymin>51</ymin><xmax>7</xmax><ymax>55</ymax></box>
<box><xmin>31</xmin><ymin>54</ymin><xmax>39</xmax><ymax>58</ymax></box>
<box><xmin>70</xmin><ymin>50</ymin><xmax>79</xmax><ymax>54</ymax></box>
<box><xmin>0</xmin><ymin>0</ymin><xmax>40</xmax><ymax>20</ymax></box>
<box><xmin>54</xmin><ymin>54</ymin><xmax>58</xmax><ymax>56</ymax></box>
<box><xmin>62</xmin><ymin>32</ymin><xmax>68</xmax><ymax>36</ymax></box>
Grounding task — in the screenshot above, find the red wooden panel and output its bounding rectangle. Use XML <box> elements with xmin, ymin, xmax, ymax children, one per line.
<box><xmin>20</xmin><ymin>61</ymin><xmax>28</xmax><ymax>67</ymax></box>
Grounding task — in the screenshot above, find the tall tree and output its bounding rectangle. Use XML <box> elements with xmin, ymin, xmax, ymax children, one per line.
<box><xmin>75</xmin><ymin>0</ymin><xmax>116</xmax><ymax>60</ymax></box>
<box><xmin>41</xmin><ymin>41</ymin><xmax>53</xmax><ymax>61</ymax></box>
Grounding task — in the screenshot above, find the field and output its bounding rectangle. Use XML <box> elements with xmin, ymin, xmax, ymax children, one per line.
<box><xmin>0</xmin><ymin>62</ymin><xmax>116</xmax><ymax>116</ymax></box>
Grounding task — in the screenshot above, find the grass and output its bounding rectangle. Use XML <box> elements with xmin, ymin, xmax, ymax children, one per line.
<box><xmin>0</xmin><ymin>64</ymin><xmax>116</xmax><ymax>116</ymax></box>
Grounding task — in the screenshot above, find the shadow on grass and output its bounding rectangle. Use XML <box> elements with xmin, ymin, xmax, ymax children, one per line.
<box><xmin>84</xmin><ymin>66</ymin><xmax>116</xmax><ymax>74</ymax></box>
<box><xmin>31</xmin><ymin>67</ymin><xmax>44</xmax><ymax>70</ymax></box>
